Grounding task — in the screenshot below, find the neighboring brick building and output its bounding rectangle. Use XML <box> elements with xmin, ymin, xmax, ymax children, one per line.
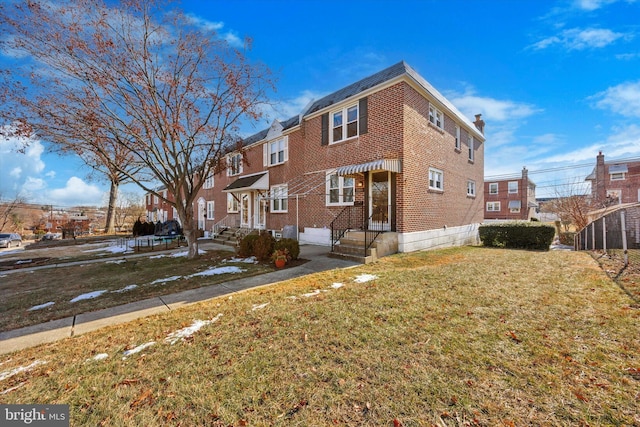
<box><xmin>484</xmin><ymin>167</ymin><xmax>537</xmax><ymax>221</ymax></box>
<box><xmin>190</xmin><ymin>61</ymin><xmax>485</xmax><ymax>254</ymax></box>
<box><xmin>585</xmin><ymin>152</ymin><xmax>640</xmax><ymax>206</ymax></box>
<box><xmin>144</xmin><ymin>187</ymin><xmax>176</xmax><ymax>223</ymax></box>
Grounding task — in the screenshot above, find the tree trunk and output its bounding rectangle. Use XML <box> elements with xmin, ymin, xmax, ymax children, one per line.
<box><xmin>104</xmin><ymin>180</ymin><xmax>119</xmax><ymax>235</ymax></box>
<box><xmin>179</xmin><ymin>203</ymin><xmax>199</xmax><ymax>259</ymax></box>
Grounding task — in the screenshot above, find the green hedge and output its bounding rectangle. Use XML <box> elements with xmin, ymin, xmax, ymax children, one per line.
<box><xmin>479</xmin><ymin>223</ymin><xmax>555</xmax><ymax>251</ymax></box>
<box><xmin>274</xmin><ymin>238</ymin><xmax>300</xmax><ymax>260</ymax></box>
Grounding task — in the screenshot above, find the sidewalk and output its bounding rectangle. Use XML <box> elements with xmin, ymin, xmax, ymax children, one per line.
<box><xmin>0</xmin><ymin>242</ymin><xmax>359</xmax><ymax>355</ymax></box>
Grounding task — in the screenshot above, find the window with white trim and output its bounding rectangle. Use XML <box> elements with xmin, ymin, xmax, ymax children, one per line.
<box><xmin>206</xmin><ymin>201</ymin><xmax>215</xmax><ymax>220</ymax></box>
<box><xmin>227</xmin><ymin>153</ymin><xmax>243</xmax><ymax>176</ymax></box>
<box><xmin>154</xmin><ymin>195</ymin><xmax>159</xmax><ymax>204</ymax></box>
<box><xmin>271</xmin><ymin>185</ymin><xmax>288</xmax><ymax>212</ymax></box>
<box><xmin>455</xmin><ymin>125</ymin><xmax>461</xmax><ymax>150</ymax></box>
<box><xmin>331</xmin><ymin>104</ymin><xmax>359</xmax><ymax>143</ymax></box>
<box><xmin>203</xmin><ymin>175</ymin><xmax>214</xmax><ymax>189</ymax></box>
<box><xmin>429</xmin><ymin>105</ymin><xmax>443</xmax><ymax>130</ymax></box>
<box><xmin>509</xmin><ymin>200</ymin><xmax>521</xmax><ymax>213</ymax></box>
<box><xmin>468</xmin><ymin>135</ymin><xmax>474</xmax><ymax>161</ymax></box>
<box><xmin>606</xmin><ymin>189</ymin><xmax>621</xmax><ymax>204</ymax></box>
<box><xmin>508</xmin><ymin>181</ymin><xmax>518</xmax><ymax>194</ymax></box>
<box><xmin>227</xmin><ymin>193</ymin><xmax>239</xmax><ymax>213</ymax></box>
<box><xmin>266</xmin><ymin>137</ymin><xmax>288</xmax><ymax>166</ymax></box>
<box><xmin>429</xmin><ymin>168</ymin><xmax>444</xmax><ymax>191</ymax></box>
<box><xmin>489</xmin><ymin>183</ymin><xmax>498</xmax><ymax>194</ymax></box>
<box><xmin>326</xmin><ymin>173</ymin><xmax>355</xmax><ymax>205</ymax></box>
<box><xmin>467</xmin><ymin>180</ymin><xmax>476</xmax><ymax>197</ymax></box>
<box><xmin>610</xmin><ymin>172</ymin><xmax>625</xmax><ymax>181</ymax></box>
<box><xmin>486</xmin><ymin>201</ymin><xmax>501</xmax><ymax>212</ymax></box>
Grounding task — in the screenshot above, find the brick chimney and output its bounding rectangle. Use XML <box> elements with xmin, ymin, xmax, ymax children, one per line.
<box><xmin>473</xmin><ymin>114</ymin><xmax>485</xmax><ymax>134</ymax></box>
<box><xmin>595</xmin><ymin>151</ymin><xmax>606</xmax><ymax>202</ymax></box>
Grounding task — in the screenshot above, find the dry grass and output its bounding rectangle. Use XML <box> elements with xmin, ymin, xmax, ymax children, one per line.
<box><xmin>0</xmin><ymin>248</ymin><xmax>271</xmax><ymax>331</ymax></box>
<box><xmin>1</xmin><ymin>247</ymin><xmax>639</xmax><ymax>426</ymax></box>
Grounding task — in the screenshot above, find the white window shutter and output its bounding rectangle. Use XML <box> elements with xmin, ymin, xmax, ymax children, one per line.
<box><xmin>283</xmin><ymin>136</ymin><xmax>289</xmax><ymax>162</ymax></box>
<box><xmin>263</xmin><ymin>143</ymin><xmax>268</xmax><ymax>167</ymax></box>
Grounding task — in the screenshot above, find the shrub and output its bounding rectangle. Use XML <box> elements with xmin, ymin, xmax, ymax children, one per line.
<box><xmin>237</xmin><ymin>234</ymin><xmax>259</xmax><ymax>258</ymax></box>
<box><xmin>558</xmin><ymin>232</ymin><xmax>576</xmax><ymax>246</ymax></box>
<box><xmin>479</xmin><ymin>222</ymin><xmax>555</xmax><ymax>251</ymax></box>
<box><xmin>252</xmin><ymin>231</ymin><xmax>275</xmax><ymax>262</ymax></box>
<box><xmin>274</xmin><ymin>238</ymin><xmax>300</xmax><ymax>260</ymax></box>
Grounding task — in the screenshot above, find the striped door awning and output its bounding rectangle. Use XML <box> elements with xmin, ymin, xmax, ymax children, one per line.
<box><xmin>335</xmin><ymin>159</ymin><xmax>402</xmax><ymax>176</ymax></box>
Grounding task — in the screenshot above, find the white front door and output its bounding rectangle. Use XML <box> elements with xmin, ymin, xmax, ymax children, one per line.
<box><xmin>197</xmin><ymin>198</ymin><xmax>205</xmax><ymax>230</ymax></box>
<box><xmin>369</xmin><ymin>171</ymin><xmax>391</xmax><ymax>231</ymax></box>
<box><xmin>240</xmin><ymin>193</ymin><xmax>251</xmax><ymax>228</ymax></box>
<box><xmin>255</xmin><ymin>194</ymin><xmax>266</xmax><ymax>230</ymax></box>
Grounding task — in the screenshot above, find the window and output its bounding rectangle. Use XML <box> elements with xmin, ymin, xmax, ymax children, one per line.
<box><xmin>486</xmin><ymin>201</ymin><xmax>501</xmax><ymax>212</ymax></box>
<box><xmin>606</xmin><ymin>189</ymin><xmax>621</xmax><ymax>204</ymax></box>
<box><xmin>271</xmin><ymin>185</ymin><xmax>288</xmax><ymax>212</ymax></box>
<box><xmin>331</xmin><ymin>104</ymin><xmax>359</xmax><ymax>143</ymax></box>
<box><xmin>455</xmin><ymin>125</ymin><xmax>461</xmax><ymax>150</ymax></box>
<box><xmin>326</xmin><ymin>173</ymin><xmax>355</xmax><ymax>205</ymax></box>
<box><xmin>489</xmin><ymin>183</ymin><xmax>498</xmax><ymax>194</ymax></box>
<box><xmin>508</xmin><ymin>181</ymin><xmax>518</xmax><ymax>194</ymax></box>
<box><xmin>266</xmin><ymin>137</ymin><xmax>288</xmax><ymax>166</ymax></box>
<box><xmin>429</xmin><ymin>168</ymin><xmax>444</xmax><ymax>191</ymax></box>
<box><xmin>154</xmin><ymin>195</ymin><xmax>159</xmax><ymax>204</ymax></box>
<box><xmin>467</xmin><ymin>180</ymin><xmax>476</xmax><ymax>197</ymax></box>
<box><xmin>203</xmin><ymin>175</ymin><xmax>214</xmax><ymax>189</ymax></box>
<box><xmin>508</xmin><ymin>200</ymin><xmax>521</xmax><ymax>213</ymax></box>
<box><xmin>468</xmin><ymin>135</ymin><xmax>474</xmax><ymax>161</ymax></box>
<box><xmin>206</xmin><ymin>201</ymin><xmax>215</xmax><ymax>220</ymax></box>
<box><xmin>146</xmin><ymin>194</ymin><xmax>150</xmax><ymax>205</ymax></box>
<box><xmin>610</xmin><ymin>172</ymin><xmax>625</xmax><ymax>181</ymax></box>
<box><xmin>429</xmin><ymin>105</ymin><xmax>443</xmax><ymax>130</ymax></box>
<box><xmin>227</xmin><ymin>193</ymin><xmax>239</xmax><ymax>213</ymax></box>
<box><xmin>227</xmin><ymin>153</ymin><xmax>243</xmax><ymax>176</ymax></box>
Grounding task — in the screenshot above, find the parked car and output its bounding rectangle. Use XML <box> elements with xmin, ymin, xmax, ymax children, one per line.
<box><xmin>0</xmin><ymin>233</ymin><xmax>22</xmax><ymax>248</ymax></box>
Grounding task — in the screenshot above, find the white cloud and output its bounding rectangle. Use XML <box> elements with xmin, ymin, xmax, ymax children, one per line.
<box><xmin>447</xmin><ymin>88</ymin><xmax>541</xmax><ymax>123</ymax></box>
<box><xmin>0</xmin><ymin>131</ymin><xmax>46</xmax><ymax>198</ymax></box>
<box><xmin>531</xmin><ymin>27</ymin><xmax>630</xmax><ymax>50</ymax></box>
<box><xmin>592</xmin><ymin>80</ymin><xmax>640</xmax><ymax>117</ymax></box>
<box><xmin>48</xmin><ymin>177</ymin><xmax>104</xmax><ymax>206</ymax></box>
<box><xmin>183</xmin><ymin>14</ymin><xmax>224</xmax><ymax>32</ymax></box>
<box><xmin>573</xmin><ymin>0</ymin><xmax>619</xmax><ymax>11</ymax></box>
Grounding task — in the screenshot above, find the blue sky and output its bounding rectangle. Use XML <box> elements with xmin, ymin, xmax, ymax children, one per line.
<box><xmin>2</xmin><ymin>0</ymin><xmax>640</xmax><ymax>206</ymax></box>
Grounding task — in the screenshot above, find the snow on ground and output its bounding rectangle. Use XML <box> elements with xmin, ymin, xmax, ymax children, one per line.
<box><xmin>164</xmin><ymin>314</ymin><xmax>222</xmax><ymax>345</ymax></box>
<box><xmin>301</xmin><ymin>289</ymin><xmax>321</xmax><ymax>298</ymax></box>
<box><xmin>0</xmin><ymin>360</ymin><xmax>47</xmax><ymax>382</ymax></box>
<box><xmin>187</xmin><ymin>266</ymin><xmax>245</xmax><ymax>277</ymax></box>
<box><xmin>87</xmin><ymin>353</ymin><xmax>108</xmax><ymax>362</ymax></box>
<box><xmin>170</xmin><ymin>249</ymin><xmax>207</xmax><ymax>258</ymax></box>
<box><xmin>70</xmin><ymin>290</ymin><xmax>107</xmax><ymax>303</ymax></box>
<box><xmin>149</xmin><ymin>254</ymin><xmax>166</xmax><ymax>259</ymax></box>
<box><xmin>251</xmin><ymin>302</ymin><xmax>269</xmax><ymax>311</ymax></box>
<box><xmin>112</xmin><ymin>285</ymin><xmax>138</xmax><ymax>293</ymax></box>
<box><xmin>331</xmin><ymin>283</ymin><xmax>344</xmax><ymax>289</ymax></box>
<box><xmin>14</xmin><ymin>259</ymin><xmax>32</xmax><ymax>265</ymax></box>
<box><xmin>122</xmin><ymin>342</ymin><xmax>156</xmax><ymax>359</ymax></box>
<box><xmin>150</xmin><ymin>275</ymin><xmax>182</xmax><ymax>285</ymax></box>
<box><xmin>106</xmin><ymin>259</ymin><xmax>127</xmax><ymax>264</ymax></box>
<box><xmin>354</xmin><ymin>274</ymin><xmax>378</xmax><ymax>283</ymax></box>
<box><xmin>28</xmin><ymin>301</ymin><xmax>55</xmax><ymax>311</ymax></box>
<box><xmin>223</xmin><ymin>256</ymin><xmax>258</xmax><ymax>264</ymax></box>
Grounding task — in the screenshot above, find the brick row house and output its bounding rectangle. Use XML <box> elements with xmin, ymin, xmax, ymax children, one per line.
<box><xmin>585</xmin><ymin>151</ymin><xmax>640</xmax><ymax>206</ymax></box>
<box><xmin>484</xmin><ymin>167</ymin><xmax>538</xmax><ymax>221</ymax></box>
<box><xmin>148</xmin><ymin>61</ymin><xmax>486</xmax><ymax>257</ymax></box>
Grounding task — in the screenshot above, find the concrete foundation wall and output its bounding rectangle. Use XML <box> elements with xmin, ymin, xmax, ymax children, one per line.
<box><xmin>299</xmin><ymin>227</ymin><xmax>331</xmax><ymax>246</ymax></box>
<box><xmin>398</xmin><ymin>223</ymin><xmax>480</xmax><ymax>253</ymax></box>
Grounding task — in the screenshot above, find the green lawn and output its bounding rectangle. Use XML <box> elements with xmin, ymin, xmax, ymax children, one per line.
<box><xmin>1</xmin><ymin>247</ymin><xmax>638</xmax><ymax>426</ymax></box>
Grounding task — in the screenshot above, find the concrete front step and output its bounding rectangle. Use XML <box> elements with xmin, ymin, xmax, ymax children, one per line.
<box><xmin>327</xmin><ymin>250</ymin><xmax>376</xmax><ymax>264</ymax></box>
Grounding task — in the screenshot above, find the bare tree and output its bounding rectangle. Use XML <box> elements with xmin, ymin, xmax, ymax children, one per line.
<box><xmin>0</xmin><ymin>193</ymin><xmax>26</xmax><ymax>232</ymax></box>
<box><xmin>546</xmin><ymin>180</ymin><xmax>592</xmax><ymax>231</ymax></box>
<box><xmin>0</xmin><ymin>0</ymin><xmax>272</xmax><ymax>258</ymax></box>
<box><xmin>113</xmin><ymin>191</ymin><xmax>146</xmax><ymax>233</ymax></box>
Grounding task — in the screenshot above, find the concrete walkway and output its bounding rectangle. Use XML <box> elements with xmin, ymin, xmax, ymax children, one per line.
<box><xmin>0</xmin><ymin>242</ymin><xmax>359</xmax><ymax>355</ymax></box>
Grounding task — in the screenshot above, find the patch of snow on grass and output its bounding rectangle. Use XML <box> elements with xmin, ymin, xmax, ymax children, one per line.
<box><xmin>15</xmin><ymin>259</ymin><xmax>32</xmax><ymax>265</ymax></box>
<box><xmin>301</xmin><ymin>289</ymin><xmax>321</xmax><ymax>298</ymax></box>
<box><xmin>70</xmin><ymin>290</ymin><xmax>107</xmax><ymax>303</ymax></box>
<box><xmin>150</xmin><ymin>275</ymin><xmax>182</xmax><ymax>285</ymax></box>
<box><xmin>188</xmin><ymin>266</ymin><xmax>245</xmax><ymax>277</ymax></box>
<box><xmin>112</xmin><ymin>285</ymin><xmax>138</xmax><ymax>293</ymax></box>
<box><xmin>0</xmin><ymin>360</ymin><xmax>47</xmax><ymax>382</ymax></box>
<box><xmin>224</xmin><ymin>256</ymin><xmax>258</xmax><ymax>264</ymax></box>
<box><xmin>28</xmin><ymin>301</ymin><xmax>55</xmax><ymax>311</ymax></box>
<box><xmin>106</xmin><ymin>259</ymin><xmax>126</xmax><ymax>264</ymax></box>
<box><xmin>122</xmin><ymin>342</ymin><xmax>156</xmax><ymax>359</ymax></box>
<box><xmin>331</xmin><ymin>283</ymin><xmax>344</xmax><ymax>289</ymax></box>
<box><xmin>171</xmin><ymin>249</ymin><xmax>206</xmax><ymax>257</ymax></box>
<box><xmin>164</xmin><ymin>314</ymin><xmax>222</xmax><ymax>345</ymax></box>
<box><xmin>354</xmin><ymin>274</ymin><xmax>378</xmax><ymax>283</ymax></box>
<box><xmin>252</xmin><ymin>302</ymin><xmax>269</xmax><ymax>311</ymax></box>
<box><xmin>149</xmin><ymin>254</ymin><xmax>166</xmax><ymax>259</ymax></box>
<box><xmin>87</xmin><ymin>353</ymin><xmax>108</xmax><ymax>362</ymax></box>
<box><xmin>83</xmin><ymin>244</ymin><xmax>132</xmax><ymax>254</ymax></box>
